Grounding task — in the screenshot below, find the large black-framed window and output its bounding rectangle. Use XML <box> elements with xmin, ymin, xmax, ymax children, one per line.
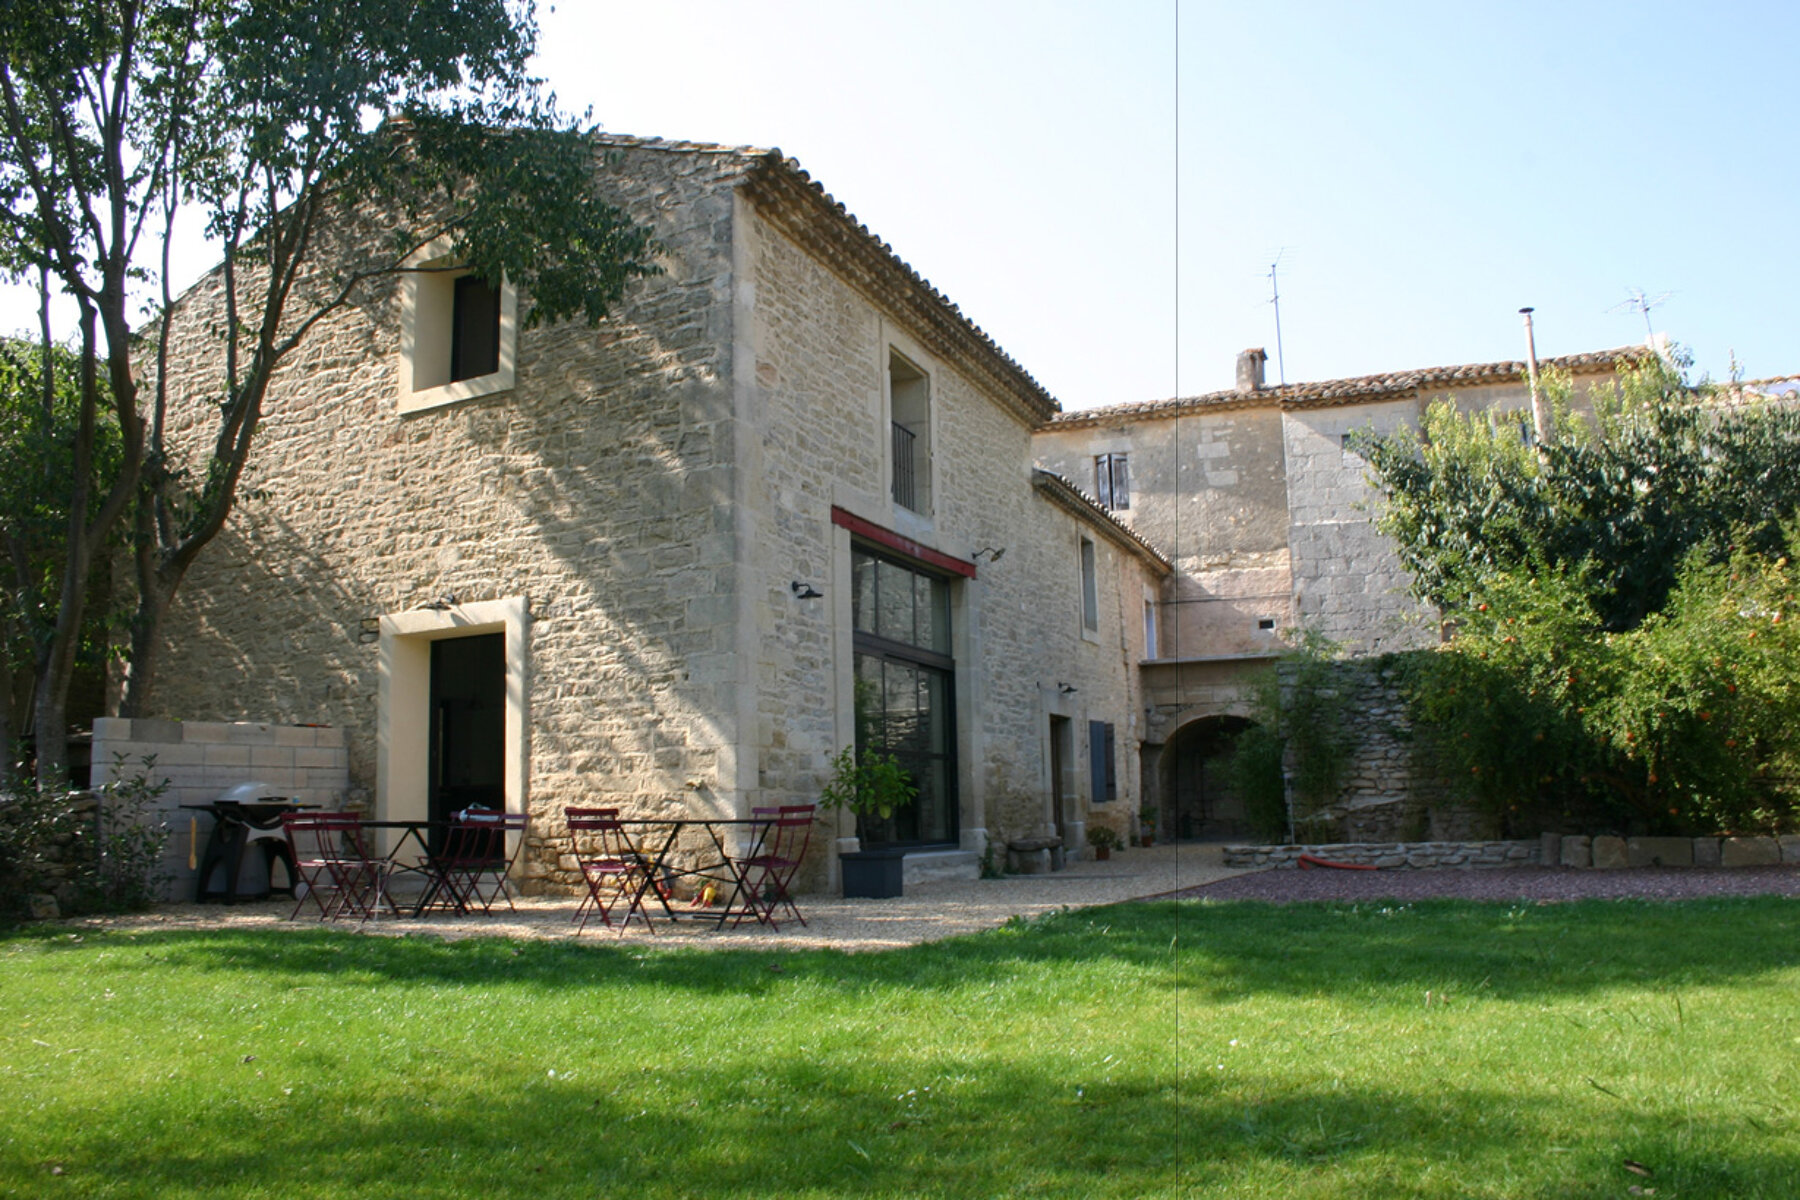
<box><xmin>851</xmin><ymin>546</ymin><xmax>957</xmax><ymax>847</ymax></box>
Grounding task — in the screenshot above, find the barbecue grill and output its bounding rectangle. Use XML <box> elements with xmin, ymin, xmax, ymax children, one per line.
<box><xmin>182</xmin><ymin>782</ymin><xmax>305</xmax><ymax>903</ymax></box>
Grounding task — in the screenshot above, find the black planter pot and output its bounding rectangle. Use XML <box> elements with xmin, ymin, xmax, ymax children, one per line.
<box><xmin>840</xmin><ymin>848</ymin><xmax>906</xmax><ymax>898</ymax></box>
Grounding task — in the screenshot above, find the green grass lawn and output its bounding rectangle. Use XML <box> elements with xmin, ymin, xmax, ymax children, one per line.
<box><xmin>3</xmin><ymin>897</ymin><xmax>1798</xmax><ymax>1198</ymax></box>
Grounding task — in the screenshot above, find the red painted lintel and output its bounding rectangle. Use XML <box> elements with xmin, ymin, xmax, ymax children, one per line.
<box><xmin>830</xmin><ymin>507</ymin><xmax>977</xmax><ymax>579</ymax></box>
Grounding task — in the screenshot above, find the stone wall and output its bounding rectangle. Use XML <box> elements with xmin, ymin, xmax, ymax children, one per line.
<box><xmin>147</xmin><ymin>142</ymin><xmax>753</xmax><ymax>892</ymax></box>
<box><xmin>89</xmin><ymin>717</ymin><xmax>351</xmax><ymax>900</ymax></box>
<box><xmin>742</xmin><ymin>201</ymin><xmax>1158</xmax><ymax>875</ymax></box>
<box><xmin>1224</xmin><ymin>840</ymin><xmax>1537</xmax><ymax>869</ymax></box>
<box><xmin>1551</xmin><ymin>833</ymin><xmax>1800</xmax><ymax>869</ymax></box>
<box><xmin>1034</xmin><ymin>403</ymin><xmax>1293</xmax><ymax>660</ymax></box>
<box><xmin>1227</xmin><ymin>834</ymin><xmax>1800</xmax><ymax>870</ymax></box>
<box><xmin>1280</xmin><ymin>398</ymin><xmax>1438</xmax><ymax>655</ymax></box>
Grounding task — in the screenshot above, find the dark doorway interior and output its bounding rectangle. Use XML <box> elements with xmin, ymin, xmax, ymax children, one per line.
<box><xmin>429</xmin><ymin>634</ymin><xmax>505</xmax><ymax>837</ymax></box>
<box><xmin>1049</xmin><ymin>715</ymin><xmax>1072</xmax><ymax>845</ymax></box>
<box><xmin>1167</xmin><ymin>715</ymin><xmax>1254</xmax><ymax>840</ymax></box>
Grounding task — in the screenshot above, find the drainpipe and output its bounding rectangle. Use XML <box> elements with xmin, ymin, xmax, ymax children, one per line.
<box><xmin>1520</xmin><ymin>307</ymin><xmax>1549</xmax><ymax>444</ymax></box>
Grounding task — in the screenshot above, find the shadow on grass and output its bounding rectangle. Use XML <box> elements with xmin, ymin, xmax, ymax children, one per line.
<box><xmin>10</xmin><ymin>894</ymin><xmax>1800</xmax><ymax>1004</ymax></box>
<box><xmin>1169</xmin><ymin>894</ymin><xmax>1800</xmax><ymax>1003</ymax></box>
<box><xmin>10</xmin><ymin>1055</ymin><xmax>1795</xmax><ymax>1199</ymax></box>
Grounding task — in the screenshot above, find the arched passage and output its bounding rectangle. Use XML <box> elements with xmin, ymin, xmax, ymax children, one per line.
<box><xmin>1160</xmin><ymin>714</ymin><xmax>1254</xmax><ymax>841</ymax></box>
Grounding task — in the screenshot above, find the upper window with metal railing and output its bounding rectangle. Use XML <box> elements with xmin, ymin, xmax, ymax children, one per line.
<box><xmin>891</xmin><ymin>422</ymin><xmax>917</xmax><ymax>511</ymax></box>
<box><xmin>889</xmin><ymin>349</ymin><xmax>930</xmax><ymax>515</ymax></box>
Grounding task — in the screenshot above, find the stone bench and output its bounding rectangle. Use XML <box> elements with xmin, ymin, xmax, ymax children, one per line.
<box><xmin>1006</xmin><ymin>836</ymin><xmax>1064</xmax><ymax>874</ymax></box>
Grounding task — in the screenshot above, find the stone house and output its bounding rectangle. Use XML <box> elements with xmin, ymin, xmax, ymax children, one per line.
<box><xmin>1033</xmin><ymin>345</ymin><xmax>1642</xmax><ymax>842</ymax></box>
<box><xmin>140</xmin><ymin>136</ymin><xmax>1170</xmax><ymax>893</ymax></box>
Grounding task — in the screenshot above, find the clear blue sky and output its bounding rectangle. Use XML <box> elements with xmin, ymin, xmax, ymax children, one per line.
<box><xmin>540</xmin><ymin>0</ymin><xmax>1797</xmax><ymax>408</ymax></box>
<box><xmin>5</xmin><ymin>2</ymin><xmax>1791</xmax><ymax>411</ymax></box>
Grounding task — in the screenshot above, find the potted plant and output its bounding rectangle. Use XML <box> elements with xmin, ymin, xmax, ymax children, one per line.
<box><xmin>1086</xmin><ymin>824</ymin><xmax>1122</xmax><ymax>861</ymax></box>
<box><xmin>1138</xmin><ymin>805</ymin><xmax>1159</xmax><ymax>848</ymax></box>
<box><xmin>819</xmin><ymin>744</ymin><xmax>917</xmax><ymax>898</ymax></box>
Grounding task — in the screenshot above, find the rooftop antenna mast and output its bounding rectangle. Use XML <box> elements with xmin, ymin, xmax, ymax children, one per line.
<box><xmin>1609</xmin><ymin>287</ymin><xmax>1673</xmax><ymax>342</ymax></box>
<box><xmin>1267</xmin><ymin>250</ymin><xmax>1288</xmax><ymax>385</ymax></box>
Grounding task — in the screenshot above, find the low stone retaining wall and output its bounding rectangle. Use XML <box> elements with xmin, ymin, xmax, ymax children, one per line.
<box><xmin>1226</xmin><ymin>834</ymin><xmax>1800</xmax><ymax>870</ymax></box>
<box><xmin>1551</xmin><ymin>833</ymin><xmax>1800</xmax><ymax>869</ymax></box>
<box><xmin>1224</xmin><ymin>841</ymin><xmax>1536</xmax><ymax>870</ymax></box>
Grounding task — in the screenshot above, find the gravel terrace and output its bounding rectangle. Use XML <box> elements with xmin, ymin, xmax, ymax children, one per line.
<box><xmin>59</xmin><ymin>846</ymin><xmax>1800</xmax><ymax>950</ymax></box>
<box><xmin>75</xmin><ymin>842</ymin><xmax>1243</xmax><ymax>952</ymax></box>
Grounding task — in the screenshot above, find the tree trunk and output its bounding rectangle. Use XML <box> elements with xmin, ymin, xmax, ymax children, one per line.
<box><xmin>117</xmin><ymin>544</ymin><xmax>187</xmax><ymax>720</ymax></box>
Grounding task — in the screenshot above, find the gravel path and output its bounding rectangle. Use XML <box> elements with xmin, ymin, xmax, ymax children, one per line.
<box><xmin>71</xmin><ymin>843</ymin><xmax>1244</xmax><ymax>951</ymax></box>
<box><xmin>1177</xmin><ymin>862</ymin><xmax>1800</xmax><ymax>904</ymax></box>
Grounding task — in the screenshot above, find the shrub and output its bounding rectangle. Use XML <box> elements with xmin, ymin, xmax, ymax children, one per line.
<box><xmin>0</xmin><ymin>755</ymin><xmax>171</xmax><ymax>920</ymax></box>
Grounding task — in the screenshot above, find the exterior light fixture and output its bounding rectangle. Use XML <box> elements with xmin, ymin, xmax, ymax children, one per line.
<box><xmin>791</xmin><ymin>581</ymin><xmax>823</xmax><ymax>599</ymax></box>
<box><xmin>1057</xmin><ymin>682</ymin><xmax>1077</xmax><ymax>695</ymax></box>
<box><xmin>971</xmin><ymin>546</ymin><xmax>1006</xmax><ymax>563</ymax></box>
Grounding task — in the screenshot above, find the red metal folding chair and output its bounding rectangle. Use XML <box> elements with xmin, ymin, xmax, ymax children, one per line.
<box><xmin>281</xmin><ymin>812</ymin><xmax>388</xmax><ymax>921</ymax></box>
<box><xmin>566</xmin><ymin>807</ymin><xmax>654</xmax><ymax>935</ymax></box>
<box><xmin>426</xmin><ymin>808</ymin><xmax>528</xmax><ymax>915</ymax></box>
<box><xmin>728</xmin><ymin>805</ymin><xmax>815</xmax><ymax>930</ymax></box>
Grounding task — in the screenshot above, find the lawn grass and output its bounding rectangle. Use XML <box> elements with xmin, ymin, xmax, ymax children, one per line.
<box><xmin>2</xmin><ymin>896</ymin><xmax>1798</xmax><ymax>1198</ymax></box>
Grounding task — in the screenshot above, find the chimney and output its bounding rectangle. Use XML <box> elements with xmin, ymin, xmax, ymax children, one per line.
<box><xmin>1236</xmin><ymin>347</ymin><xmax>1267</xmax><ymax>393</ymax></box>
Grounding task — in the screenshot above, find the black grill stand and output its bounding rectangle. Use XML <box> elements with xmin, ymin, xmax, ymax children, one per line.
<box><xmin>184</xmin><ymin>802</ymin><xmax>303</xmax><ymax>903</ymax></box>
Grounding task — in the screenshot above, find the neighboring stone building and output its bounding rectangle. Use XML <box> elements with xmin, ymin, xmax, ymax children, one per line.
<box><xmin>145</xmin><ymin>136</ymin><xmax>1169</xmax><ymax>892</ymax></box>
<box><xmin>1034</xmin><ymin>345</ymin><xmax>1643</xmax><ymax>841</ymax></box>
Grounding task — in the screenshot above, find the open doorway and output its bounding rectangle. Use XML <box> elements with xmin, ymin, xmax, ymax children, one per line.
<box><xmin>1164</xmin><ymin>715</ymin><xmax>1254</xmax><ymax>840</ymax></box>
<box><xmin>429</xmin><ymin>633</ymin><xmax>505</xmax><ymax>830</ymax></box>
<box><xmin>1048</xmin><ymin>715</ymin><xmax>1072</xmax><ymax>845</ymax></box>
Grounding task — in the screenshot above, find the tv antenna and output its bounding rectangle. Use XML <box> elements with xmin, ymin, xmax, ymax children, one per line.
<box><xmin>1609</xmin><ymin>287</ymin><xmax>1673</xmax><ymax>339</ymax></box>
<box><xmin>1267</xmin><ymin>249</ymin><xmax>1289</xmax><ymax>385</ymax></box>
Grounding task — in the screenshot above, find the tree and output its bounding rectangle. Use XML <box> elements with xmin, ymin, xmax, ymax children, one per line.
<box><xmin>1399</xmin><ymin>543</ymin><xmax>1800</xmax><ymax>833</ymax></box>
<box><xmin>0</xmin><ymin>0</ymin><xmax>656</xmax><ymax>786</ymax></box>
<box><xmin>1361</xmin><ymin>354</ymin><xmax>1800</xmax><ymax>632</ymax></box>
<box><xmin>1360</xmin><ymin>353</ymin><xmax>1800</xmax><ymax>832</ymax></box>
<box><xmin>0</xmin><ymin>333</ymin><xmax>120</xmax><ymax>785</ymax></box>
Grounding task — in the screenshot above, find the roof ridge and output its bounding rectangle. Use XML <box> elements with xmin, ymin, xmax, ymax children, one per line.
<box><xmin>738</xmin><ymin>150</ymin><xmax>1062</xmax><ymax>426</ymax></box>
<box><xmin>1030</xmin><ymin>467</ymin><xmax>1173</xmax><ymax>570</ymax></box>
<box><xmin>1048</xmin><ymin>346</ymin><xmax>1653</xmax><ymax>427</ymax></box>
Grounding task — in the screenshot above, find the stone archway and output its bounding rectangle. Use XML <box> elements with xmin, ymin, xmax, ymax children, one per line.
<box><xmin>1160</xmin><ymin>714</ymin><xmax>1255</xmax><ymax>841</ymax></box>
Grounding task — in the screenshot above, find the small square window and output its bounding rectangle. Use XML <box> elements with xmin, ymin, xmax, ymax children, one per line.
<box><xmin>398</xmin><ymin>241</ymin><xmax>517</xmax><ymax>415</ymax></box>
<box><xmin>1257</xmin><ymin>617</ymin><xmax>1276</xmax><ymax>631</ymax></box>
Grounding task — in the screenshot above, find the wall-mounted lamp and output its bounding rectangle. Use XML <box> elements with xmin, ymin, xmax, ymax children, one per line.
<box><xmin>791</xmin><ymin>581</ymin><xmax>824</xmax><ymax>600</ymax></box>
<box><xmin>971</xmin><ymin>546</ymin><xmax>1006</xmax><ymax>564</ymax></box>
<box><xmin>425</xmin><ymin>592</ymin><xmax>458</xmax><ymax>611</ymax></box>
<box><xmin>1057</xmin><ymin>682</ymin><xmax>1078</xmax><ymax>695</ymax></box>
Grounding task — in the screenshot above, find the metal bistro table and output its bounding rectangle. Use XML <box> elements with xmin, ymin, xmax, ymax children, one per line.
<box><xmin>612</xmin><ymin>817</ymin><xmax>775</xmax><ymax>931</ymax></box>
<box><xmin>361</xmin><ymin>820</ymin><xmax>460</xmax><ymax>918</ymax></box>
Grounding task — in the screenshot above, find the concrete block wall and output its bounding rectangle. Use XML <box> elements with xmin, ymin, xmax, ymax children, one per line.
<box><xmin>89</xmin><ymin>718</ymin><xmax>350</xmax><ymax>900</ymax></box>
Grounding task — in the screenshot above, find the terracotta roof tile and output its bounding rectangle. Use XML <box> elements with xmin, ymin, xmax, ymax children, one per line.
<box><xmin>1049</xmin><ymin>347</ymin><xmax>1653</xmax><ymax>429</ymax></box>
<box><xmin>1030</xmin><ymin>468</ymin><xmax>1173</xmax><ymax>571</ymax></box>
<box><xmin>590</xmin><ymin>133</ymin><xmax>1061</xmax><ymax>425</ymax></box>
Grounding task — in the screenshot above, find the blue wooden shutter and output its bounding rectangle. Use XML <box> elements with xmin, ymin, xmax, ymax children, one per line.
<box><xmin>1089</xmin><ymin>720</ymin><xmax>1108</xmax><ymax>803</ymax></box>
